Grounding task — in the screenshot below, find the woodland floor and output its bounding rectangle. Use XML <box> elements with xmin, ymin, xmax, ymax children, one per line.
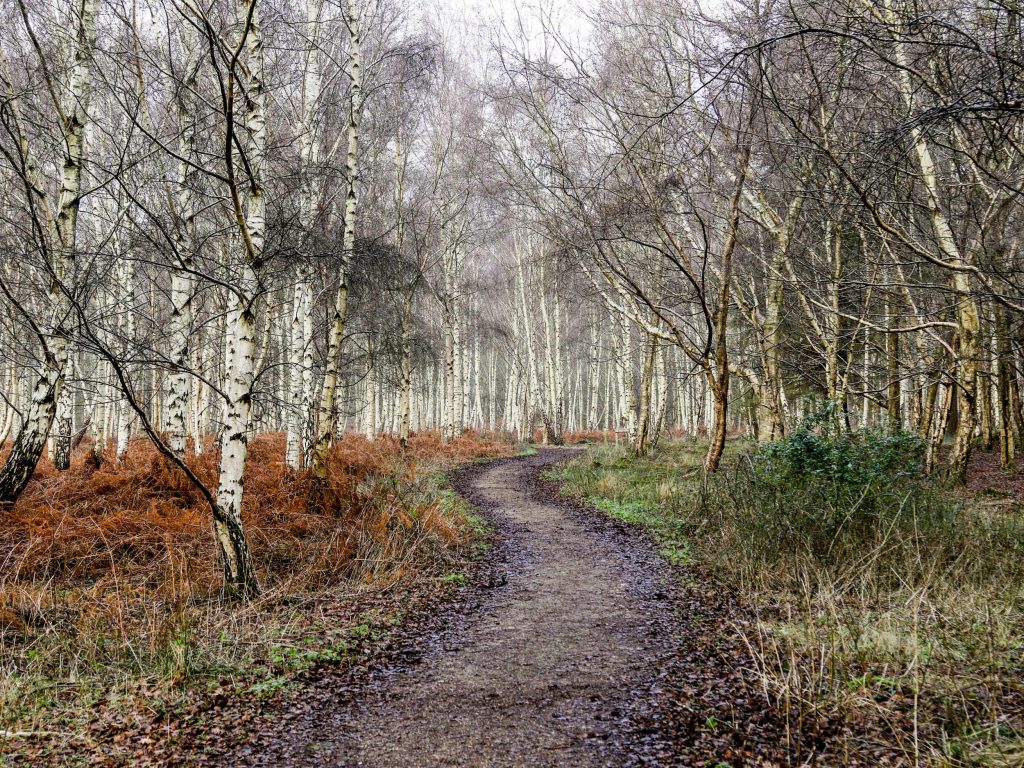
<box><xmin>217</xmin><ymin>449</ymin><xmax>689</xmax><ymax>767</ymax></box>
<box><xmin>214</xmin><ymin>441</ymin><xmax>1024</xmax><ymax>768</ymax></box>
<box><xmin>12</xmin><ymin>443</ymin><xmax>1013</xmax><ymax>766</ymax></box>
<box><xmin>213</xmin><ymin>447</ymin><xmax>870</xmax><ymax>767</ymax></box>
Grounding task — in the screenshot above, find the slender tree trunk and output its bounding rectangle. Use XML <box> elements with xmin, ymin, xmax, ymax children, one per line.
<box><xmin>399</xmin><ymin>292</ymin><xmax>414</xmax><ymax>446</ymax></box>
<box><xmin>515</xmin><ymin>243</ymin><xmax>548</xmax><ymax>441</ymax></box>
<box><xmin>311</xmin><ymin>0</ymin><xmax>360</xmax><ymax>475</ymax></box>
<box><xmin>887</xmin><ymin>310</ymin><xmax>901</xmax><ymax>433</ymax></box>
<box><xmin>617</xmin><ymin>317</ymin><xmax>638</xmax><ymax>444</ymax></box>
<box><xmin>539</xmin><ymin>272</ymin><xmax>562</xmax><ymax>444</ymax></box>
<box><xmin>214</xmin><ymin>265</ymin><xmax>260</xmax><ymax>596</ymax></box>
<box><xmin>996</xmin><ymin>305</ymin><xmax>1016</xmax><ymax>467</ymax></box>
<box><xmin>652</xmin><ymin>343</ymin><xmax>668</xmax><ymax>446</ymax></box>
<box><xmin>925</xmin><ymin>375</ymin><xmax>954</xmax><ymax>475</ymax></box>
<box><xmin>704</xmin><ymin>160</ymin><xmax>744</xmax><ymax>471</ymax></box>
<box><xmin>0</xmin><ymin>0</ymin><xmax>96</xmax><ymax>500</ymax></box>
<box><xmin>165</xmin><ymin>66</ymin><xmax>199</xmax><ymax>458</ymax></box>
<box><xmin>211</xmin><ymin>0</ymin><xmax>272</xmax><ymax>597</ymax></box>
<box><xmin>633</xmin><ymin>333</ymin><xmax>656</xmax><ymax>456</ymax></box>
<box><xmin>444</xmin><ymin>304</ymin><xmax>457</xmax><ymax>441</ymax></box>
<box><xmin>363</xmin><ymin>337</ymin><xmax>376</xmax><ymax>439</ymax></box>
<box><xmin>115</xmin><ymin>258</ymin><xmax>136</xmax><ymax>462</ymax></box>
<box><xmin>886</xmin><ymin>1</ymin><xmax>979</xmax><ymax>483</ymax></box>
<box><xmin>588</xmin><ymin>318</ymin><xmax>601</xmax><ymax>431</ymax></box>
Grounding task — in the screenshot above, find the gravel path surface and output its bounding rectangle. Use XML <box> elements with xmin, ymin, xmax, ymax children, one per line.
<box><xmin>243</xmin><ymin>449</ymin><xmax>682</xmax><ymax>767</ymax></box>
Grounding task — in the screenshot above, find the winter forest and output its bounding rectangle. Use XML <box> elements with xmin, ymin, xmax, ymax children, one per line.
<box><xmin>2</xmin><ymin>0</ymin><xmax>1024</xmax><ymax>765</ymax></box>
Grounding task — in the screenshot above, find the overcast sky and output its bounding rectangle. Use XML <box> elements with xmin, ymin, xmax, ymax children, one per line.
<box><xmin>437</xmin><ymin>0</ymin><xmax>593</xmax><ymax>28</ymax></box>
<box><xmin>423</xmin><ymin>0</ymin><xmax>597</xmax><ymax>75</ymax></box>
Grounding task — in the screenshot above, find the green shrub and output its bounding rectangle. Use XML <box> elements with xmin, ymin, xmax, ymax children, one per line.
<box><xmin>705</xmin><ymin>408</ymin><xmax>965</xmax><ymax>583</ymax></box>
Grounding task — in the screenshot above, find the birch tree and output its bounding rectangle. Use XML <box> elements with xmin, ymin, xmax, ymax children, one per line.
<box><xmin>0</xmin><ymin>0</ymin><xmax>97</xmax><ymax>498</ymax></box>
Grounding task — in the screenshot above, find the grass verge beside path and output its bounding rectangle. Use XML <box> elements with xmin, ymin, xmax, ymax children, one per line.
<box><xmin>549</xmin><ymin>439</ymin><xmax>1024</xmax><ymax>767</ymax></box>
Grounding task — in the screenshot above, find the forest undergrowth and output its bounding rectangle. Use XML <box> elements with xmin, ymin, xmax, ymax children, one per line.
<box><xmin>0</xmin><ymin>431</ymin><xmax>514</xmax><ymax>764</ymax></box>
<box><xmin>553</xmin><ymin>429</ymin><xmax>1024</xmax><ymax>767</ymax></box>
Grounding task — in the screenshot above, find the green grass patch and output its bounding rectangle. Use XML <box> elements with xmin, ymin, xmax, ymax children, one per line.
<box><xmin>546</xmin><ymin>440</ymin><xmax>737</xmax><ymax>567</ymax></box>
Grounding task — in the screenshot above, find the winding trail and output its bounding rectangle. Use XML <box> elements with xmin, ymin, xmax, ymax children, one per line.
<box><xmin>248</xmin><ymin>449</ymin><xmax>680</xmax><ymax>767</ymax></box>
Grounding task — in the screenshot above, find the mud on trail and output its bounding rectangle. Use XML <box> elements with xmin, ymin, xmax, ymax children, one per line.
<box><xmin>232</xmin><ymin>449</ymin><xmax>683</xmax><ymax>767</ymax></box>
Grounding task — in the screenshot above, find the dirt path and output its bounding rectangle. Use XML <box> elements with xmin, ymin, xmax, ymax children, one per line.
<box><xmin>240</xmin><ymin>450</ymin><xmax>681</xmax><ymax>767</ymax></box>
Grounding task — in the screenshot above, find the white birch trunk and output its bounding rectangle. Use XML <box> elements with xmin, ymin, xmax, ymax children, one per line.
<box><xmin>286</xmin><ymin>0</ymin><xmax>324</xmax><ymax>469</ymax></box>
<box><xmin>164</xmin><ymin>21</ymin><xmax>199</xmax><ymax>458</ymax></box>
<box><xmin>0</xmin><ymin>0</ymin><xmax>96</xmax><ymax>498</ymax></box>
<box><xmin>363</xmin><ymin>338</ymin><xmax>376</xmax><ymax>439</ymax></box>
<box><xmin>211</xmin><ymin>0</ymin><xmax>268</xmax><ymax>595</ymax></box>
<box><xmin>312</xmin><ymin>0</ymin><xmax>360</xmax><ymax>476</ymax></box>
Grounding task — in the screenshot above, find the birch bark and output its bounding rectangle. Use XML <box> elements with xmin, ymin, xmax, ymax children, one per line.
<box><xmin>286</xmin><ymin>0</ymin><xmax>323</xmax><ymax>469</ymax></box>
<box><xmin>210</xmin><ymin>0</ymin><xmax>272</xmax><ymax>596</ymax></box>
<box><xmin>163</xmin><ymin>19</ymin><xmax>200</xmax><ymax>458</ymax></box>
<box><xmin>0</xmin><ymin>0</ymin><xmax>96</xmax><ymax>499</ymax></box>
<box><xmin>312</xmin><ymin>0</ymin><xmax>361</xmax><ymax>477</ymax></box>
